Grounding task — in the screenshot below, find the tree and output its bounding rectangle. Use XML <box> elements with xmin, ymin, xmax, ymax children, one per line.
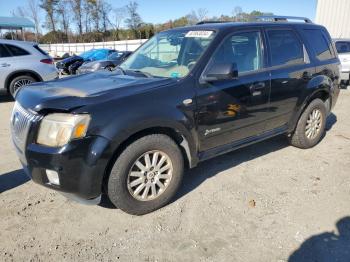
<box><xmin>113</xmin><ymin>7</ymin><xmax>126</xmax><ymax>40</ymax></box>
<box><xmin>125</xmin><ymin>1</ymin><xmax>142</xmax><ymax>33</ymax></box>
<box><xmin>232</xmin><ymin>6</ymin><xmax>243</xmax><ymax>21</ymax></box>
<box><xmin>70</xmin><ymin>0</ymin><xmax>83</xmax><ymax>35</ymax></box>
<box><xmin>87</xmin><ymin>0</ymin><xmax>101</xmax><ymax>32</ymax></box>
<box><xmin>186</xmin><ymin>9</ymin><xmax>208</xmax><ymax>25</ymax></box>
<box><xmin>172</xmin><ymin>16</ymin><xmax>189</xmax><ymax>28</ymax></box>
<box><xmin>57</xmin><ymin>0</ymin><xmax>71</xmax><ymax>40</ymax></box>
<box><xmin>100</xmin><ymin>0</ymin><xmax>112</xmax><ymax>32</ymax></box>
<box><xmin>11</xmin><ymin>7</ymin><xmax>26</xmax><ymax>17</ymax></box>
<box><xmin>197</xmin><ymin>8</ymin><xmax>208</xmax><ymax>22</ymax></box>
<box><xmin>83</xmin><ymin>0</ymin><xmax>93</xmax><ymax>33</ymax></box>
<box><xmin>40</xmin><ymin>0</ymin><xmax>59</xmax><ymax>32</ymax></box>
<box><xmin>186</xmin><ymin>10</ymin><xmax>198</xmax><ymax>25</ymax></box>
<box><xmin>27</xmin><ymin>0</ymin><xmax>42</xmax><ymax>37</ymax></box>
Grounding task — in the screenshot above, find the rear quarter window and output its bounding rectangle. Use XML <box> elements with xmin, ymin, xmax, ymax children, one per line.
<box><xmin>303</xmin><ymin>29</ymin><xmax>335</xmax><ymax>61</ymax></box>
<box><xmin>5</xmin><ymin>44</ymin><xmax>30</xmax><ymax>56</ymax></box>
<box><xmin>33</xmin><ymin>45</ymin><xmax>48</xmax><ymax>55</ymax></box>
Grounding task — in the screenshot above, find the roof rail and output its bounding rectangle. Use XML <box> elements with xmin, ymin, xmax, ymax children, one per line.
<box><xmin>255</xmin><ymin>15</ymin><xmax>313</xmax><ymax>23</ymax></box>
<box><xmin>196</xmin><ymin>21</ymin><xmax>230</xmax><ymax>25</ymax></box>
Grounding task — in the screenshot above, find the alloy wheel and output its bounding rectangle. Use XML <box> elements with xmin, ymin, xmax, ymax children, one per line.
<box><xmin>127</xmin><ymin>150</ymin><xmax>173</xmax><ymax>201</ymax></box>
<box><xmin>305</xmin><ymin>108</ymin><xmax>323</xmax><ymax>140</ymax></box>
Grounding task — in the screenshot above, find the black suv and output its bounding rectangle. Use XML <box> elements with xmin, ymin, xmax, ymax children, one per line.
<box><xmin>11</xmin><ymin>16</ymin><xmax>340</xmax><ymax>215</ymax></box>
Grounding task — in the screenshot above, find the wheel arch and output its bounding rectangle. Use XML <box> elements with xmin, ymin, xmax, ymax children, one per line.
<box><xmin>289</xmin><ymin>75</ymin><xmax>332</xmax><ymax>132</ymax></box>
<box><xmin>5</xmin><ymin>70</ymin><xmax>43</xmax><ymax>91</ymax></box>
<box><xmin>101</xmin><ymin>124</ymin><xmax>198</xmax><ymax>193</ymax></box>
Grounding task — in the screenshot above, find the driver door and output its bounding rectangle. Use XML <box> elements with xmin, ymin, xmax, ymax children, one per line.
<box><xmin>195</xmin><ymin>29</ymin><xmax>272</xmax><ymax>152</ymax></box>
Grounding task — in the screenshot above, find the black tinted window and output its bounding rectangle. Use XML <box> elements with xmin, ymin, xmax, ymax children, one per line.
<box><xmin>0</xmin><ymin>45</ymin><xmax>11</xmax><ymax>58</ymax></box>
<box><xmin>5</xmin><ymin>44</ymin><xmax>30</xmax><ymax>56</ymax></box>
<box><xmin>335</xmin><ymin>41</ymin><xmax>350</xmax><ymax>54</ymax></box>
<box><xmin>210</xmin><ymin>31</ymin><xmax>263</xmax><ymax>73</ymax></box>
<box><xmin>267</xmin><ymin>30</ymin><xmax>304</xmax><ymax>67</ymax></box>
<box><xmin>304</xmin><ymin>29</ymin><xmax>334</xmax><ymax>60</ymax></box>
<box><xmin>33</xmin><ymin>45</ymin><xmax>48</xmax><ymax>55</ymax></box>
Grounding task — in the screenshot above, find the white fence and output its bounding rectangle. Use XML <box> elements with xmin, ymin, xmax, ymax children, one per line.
<box><xmin>40</xmin><ymin>39</ymin><xmax>148</xmax><ymax>58</ymax></box>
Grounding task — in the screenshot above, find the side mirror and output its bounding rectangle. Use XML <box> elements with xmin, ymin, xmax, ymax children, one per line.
<box><xmin>202</xmin><ymin>63</ymin><xmax>238</xmax><ymax>83</ymax></box>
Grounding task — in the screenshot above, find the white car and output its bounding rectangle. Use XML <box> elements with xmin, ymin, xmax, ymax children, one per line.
<box><xmin>0</xmin><ymin>39</ymin><xmax>58</xmax><ymax>97</ymax></box>
<box><xmin>334</xmin><ymin>39</ymin><xmax>350</xmax><ymax>86</ymax></box>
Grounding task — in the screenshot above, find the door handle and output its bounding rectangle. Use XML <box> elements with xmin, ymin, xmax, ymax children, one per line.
<box><xmin>250</xmin><ymin>82</ymin><xmax>265</xmax><ymax>96</ymax></box>
<box><xmin>1</xmin><ymin>63</ymin><xmax>10</xmax><ymax>67</ymax></box>
<box><xmin>249</xmin><ymin>82</ymin><xmax>266</xmax><ymax>94</ymax></box>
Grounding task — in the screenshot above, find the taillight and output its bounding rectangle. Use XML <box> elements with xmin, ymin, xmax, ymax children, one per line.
<box><xmin>40</xmin><ymin>59</ymin><xmax>54</xmax><ymax>65</ymax></box>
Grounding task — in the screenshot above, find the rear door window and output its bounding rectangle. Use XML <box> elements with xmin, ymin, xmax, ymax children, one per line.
<box><xmin>5</xmin><ymin>44</ymin><xmax>30</xmax><ymax>56</ymax></box>
<box><xmin>303</xmin><ymin>29</ymin><xmax>334</xmax><ymax>60</ymax></box>
<box><xmin>0</xmin><ymin>44</ymin><xmax>12</xmax><ymax>58</ymax></box>
<box><xmin>335</xmin><ymin>41</ymin><xmax>350</xmax><ymax>54</ymax></box>
<box><xmin>266</xmin><ymin>29</ymin><xmax>304</xmax><ymax>67</ymax></box>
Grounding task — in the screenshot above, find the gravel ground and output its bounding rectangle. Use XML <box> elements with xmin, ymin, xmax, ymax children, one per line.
<box><xmin>0</xmin><ymin>89</ymin><xmax>350</xmax><ymax>262</ymax></box>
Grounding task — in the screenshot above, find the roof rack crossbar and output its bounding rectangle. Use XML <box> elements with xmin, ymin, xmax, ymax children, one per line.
<box><xmin>255</xmin><ymin>15</ymin><xmax>312</xmax><ymax>23</ymax></box>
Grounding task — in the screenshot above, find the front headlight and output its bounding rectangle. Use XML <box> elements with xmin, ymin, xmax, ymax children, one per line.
<box><xmin>37</xmin><ymin>113</ymin><xmax>91</xmax><ymax>147</ymax></box>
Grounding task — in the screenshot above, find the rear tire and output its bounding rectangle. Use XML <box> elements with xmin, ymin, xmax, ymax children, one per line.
<box><xmin>107</xmin><ymin>134</ymin><xmax>184</xmax><ymax>215</ymax></box>
<box><xmin>289</xmin><ymin>98</ymin><xmax>327</xmax><ymax>149</ymax></box>
<box><xmin>9</xmin><ymin>75</ymin><xmax>36</xmax><ymax>98</ymax></box>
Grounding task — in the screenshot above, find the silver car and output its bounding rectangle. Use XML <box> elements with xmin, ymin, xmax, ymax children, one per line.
<box><xmin>0</xmin><ymin>39</ymin><xmax>58</xmax><ymax>97</ymax></box>
<box><xmin>334</xmin><ymin>39</ymin><xmax>350</xmax><ymax>86</ymax></box>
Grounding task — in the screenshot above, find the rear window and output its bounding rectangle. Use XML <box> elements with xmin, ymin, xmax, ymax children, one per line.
<box><xmin>335</xmin><ymin>41</ymin><xmax>350</xmax><ymax>54</ymax></box>
<box><xmin>267</xmin><ymin>29</ymin><xmax>304</xmax><ymax>67</ymax></box>
<box><xmin>303</xmin><ymin>29</ymin><xmax>334</xmax><ymax>60</ymax></box>
<box><xmin>34</xmin><ymin>45</ymin><xmax>48</xmax><ymax>55</ymax></box>
<box><xmin>5</xmin><ymin>44</ymin><xmax>30</xmax><ymax>56</ymax></box>
<box><xmin>0</xmin><ymin>44</ymin><xmax>11</xmax><ymax>58</ymax></box>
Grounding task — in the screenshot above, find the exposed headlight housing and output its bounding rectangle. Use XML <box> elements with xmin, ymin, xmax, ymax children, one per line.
<box><xmin>37</xmin><ymin>113</ymin><xmax>91</xmax><ymax>147</ymax></box>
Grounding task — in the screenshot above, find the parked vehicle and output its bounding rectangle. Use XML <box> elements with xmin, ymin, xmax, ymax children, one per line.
<box><xmin>11</xmin><ymin>16</ymin><xmax>340</xmax><ymax>215</ymax></box>
<box><xmin>77</xmin><ymin>51</ymin><xmax>133</xmax><ymax>74</ymax></box>
<box><xmin>56</xmin><ymin>49</ymin><xmax>116</xmax><ymax>75</ymax></box>
<box><xmin>334</xmin><ymin>39</ymin><xmax>350</xmax><ymax>86</ymax></box>
<box><xmin>0</xmin><ymin>39</ymin><xmax>58</xmax><ymax>97</ymax></box>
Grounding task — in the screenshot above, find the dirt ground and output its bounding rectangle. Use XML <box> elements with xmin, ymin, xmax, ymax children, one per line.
<box><xmin>1</xmin><ymin>89</ymin><xmax>350</xmax><ymax>262</ymax></box>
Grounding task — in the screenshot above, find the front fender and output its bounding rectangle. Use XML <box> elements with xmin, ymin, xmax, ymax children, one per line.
<box><xmin>81</xmin><ymin>83</ymin><xmax>199</xmax><ymax>167</ymax></box>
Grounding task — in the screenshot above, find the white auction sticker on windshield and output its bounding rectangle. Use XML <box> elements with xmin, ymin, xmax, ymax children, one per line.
<box><xmin>185</xmin><ymin>31</ymin><xmax>213</xmax><ymax>38</ymax></box>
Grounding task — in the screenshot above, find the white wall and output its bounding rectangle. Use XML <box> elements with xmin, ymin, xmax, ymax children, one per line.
<box><xmin>40</xmin><ymin>39</ymin><xmax>148</xmax><ymax>58</ymax></box>
<box><xmin>316</xmin><ymin>0</ymin><xmax>350</xmax><ymax>39</ymax></box>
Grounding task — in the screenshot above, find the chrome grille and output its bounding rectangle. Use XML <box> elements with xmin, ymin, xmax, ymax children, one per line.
<box><xmin>10</xmin><ymin>102</ymin><xmax>41</xmax><ymax>152</ymax></box>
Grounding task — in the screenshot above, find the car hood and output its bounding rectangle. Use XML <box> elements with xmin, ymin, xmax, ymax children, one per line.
<box><xmin>16</xmin><ymin>72</ymin><xmax>174</xmax><ymax>112</ymax></box>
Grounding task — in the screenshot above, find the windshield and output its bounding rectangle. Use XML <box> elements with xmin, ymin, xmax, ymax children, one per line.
<box><xmin>120</xmin><ymin>29</ymin><xmax>216</xmax><ymax>78</ymax></box>
<box><xmin>335</xmin><ymin>41</ymin><xmax>350</xmax><ymax>54</ymax></box>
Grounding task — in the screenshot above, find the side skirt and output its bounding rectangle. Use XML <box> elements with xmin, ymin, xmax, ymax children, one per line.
<box><xmin>198</xmin><ymin>125</ymin><xmax>288</xmax><ymax>162</ymax></box>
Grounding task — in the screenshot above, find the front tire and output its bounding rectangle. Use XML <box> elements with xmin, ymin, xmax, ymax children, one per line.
<box><xmin>9</xmin><ymin>75</ymin><xmax>36</xmax><ymax>98</ymax></box>
<box><xmin>289</xmin><ymin>98</ymin><xmax>327</xmax><ymax>149</ymax></box>
<box><xmin>107</xmin><ymin>134</ymin><xmax>184</xmax><ymax>215</ymax></box>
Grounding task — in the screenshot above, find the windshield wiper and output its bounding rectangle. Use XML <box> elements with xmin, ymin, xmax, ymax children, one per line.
<box><xmin>127</xmin><ymin>69</ymin><xmax>153</xmax><ymax>78</ymax></box>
